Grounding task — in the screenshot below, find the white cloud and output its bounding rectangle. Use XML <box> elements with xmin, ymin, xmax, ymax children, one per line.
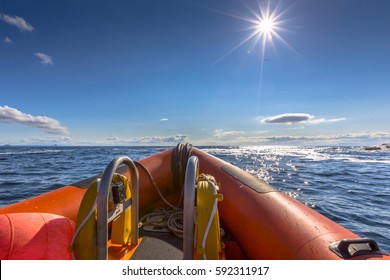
<box><xmin>137</xmin><ymin>135</ymin><xmax>188</xmax><ymax>143</ymax></box>
<box><xmin>18</xmin><ymin>137</ymin><xmax>71</xmax><ymax>145</ymax></box>
<box><xmin>0</xmin><ymin>105</ymin><xmax>69</xmax><ymax>135</ymax></box>
<box><xmin>4</xmin><ymin>36</ymin><xmax>12</xmax><ymax>44</ymax></box>
<box><xmin>308</xmin><ymin>118</ymin><xmax>347</xmax><ymax>124</ymax></box>
<box><xmin>34</xmin><ymin>52</ymin><xmax>53</xmax><ymax>65</ymax></box>
<box><xmin>0</xmin><ymin>14</ymin><xmax>34</xmax><ymax>32</ymax></box>
<box><xmin>214</xmin><ymin>129</ymin><xmax>245</xmax><ymax>138</ymax></box>
<box><xmin>160</xmin><ymin>118</ymin><xmax>168</xmax><ymax>121</ymax></box>
<box><xmin>106</xmin><ymin>134</ymin><xmax>188</xmax><ymax>145</ymax></box>
<box><xmin>261</xmin><ymin>113</ymin><xmax>314</xmax><ymax>124</ymax></box>
<box><xmin>261</xmin><ymin>113</ymin><xmax>346</xmax><ymax>125</ymax></box>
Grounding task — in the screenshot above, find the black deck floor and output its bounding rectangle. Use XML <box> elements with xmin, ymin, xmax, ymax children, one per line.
<box><xmin>130</xmin><ymin>230</ymin><xmax>183</xmax><ymax>260</ymax></box>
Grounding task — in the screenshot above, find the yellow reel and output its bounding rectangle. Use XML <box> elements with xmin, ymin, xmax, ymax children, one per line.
<box><xmin>71</xmin><ymin>173</ymin><xmax>131</xmax><ymax>260</ymax></box>
<box><xmin>195</xmin><ymin>174</ymin><xmax>223</xmax><ymax>260</ymax></box>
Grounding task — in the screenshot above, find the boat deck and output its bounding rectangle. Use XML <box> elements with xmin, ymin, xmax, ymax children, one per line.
<box><xmin>131</xmin><ymin>230</ymin><xmax>183</xmax><ymax>260</ymax></box>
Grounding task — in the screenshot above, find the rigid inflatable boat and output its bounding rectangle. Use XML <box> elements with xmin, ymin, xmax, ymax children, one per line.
<box><xmin>0</xmin><ymin>144</ymin><xmax>389</xmax><ymax>260</ymax></box>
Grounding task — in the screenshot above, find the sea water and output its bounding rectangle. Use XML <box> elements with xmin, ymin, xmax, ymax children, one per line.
<box><xmin>0</xmin><ymin>145</ymin><xmax>389</xmax><ymax>252</ymax></box>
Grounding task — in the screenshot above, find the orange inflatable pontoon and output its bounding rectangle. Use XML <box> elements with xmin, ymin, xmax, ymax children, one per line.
<box><xmin>0</xmin><ymin>144</ymin><xmax>389</xmax><ymax>260</ymax></box>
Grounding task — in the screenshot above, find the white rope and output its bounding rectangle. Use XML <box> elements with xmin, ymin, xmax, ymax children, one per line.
<box><xmin>139</xmin><ymin>208</ymin><xmax>184</xmax><ymax>238</ymax></box>
<box><xmin>167</xmin><ymin>210</ymin><xmax>184</xmax><ymax>238</ymax></box>
<box><xmin>134</xmin><ymin>161</ymin><xmax>187</xmax><ymax>237</ymax></box>
<box><xmin>135</xmin><ymin>161</ymin><xmax>181</xmax><ymax>210</ymax></box>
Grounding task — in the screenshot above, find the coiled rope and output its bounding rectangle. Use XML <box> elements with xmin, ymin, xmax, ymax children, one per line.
<box><xmin>138</xmin><ymin>208</ymin><xmax>184</xmax><ymax>238</ymax></box>
<box><xmin>136</xmin><ymin>143</ymin><xmax>192</xmax><ymax>239</ymax></box>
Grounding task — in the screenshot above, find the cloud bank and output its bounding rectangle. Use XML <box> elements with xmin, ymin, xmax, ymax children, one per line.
<box><xmin>34</xmin><ymin>52</ymin><xmax>54</xmax><ymax>65</ymax></box>
<box><xmin>0</xmin><ymin>105</ymin><xmax>69</xmax><ymax>135</ymax></box>
<box><xmin>214</xmin><ymin>129</ymin><xmax>245</xmax><ymax>138</ymax></box>
<box><xmin>106</xmin><ymin>134</ymin><xmax>188</xmax><ymax>145</ymax></box>
<box><xmin>0</xmin><ymin>14</ymin><xmax>34</xmax><ymax>32</ymax></box>
<box><xmin>261</xmin><ymin>113</ymin><xmax>346</xmax><ymax>125</ymax></box>
<box><xmin>203</xmin><ymin>131</ymin><xmax>390</xmax><ymax>146</ymax></box>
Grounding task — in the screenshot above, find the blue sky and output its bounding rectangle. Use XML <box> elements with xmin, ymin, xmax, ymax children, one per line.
<box><xmin>1</xmin><ymin>0</ymin><xmax>389</xmax><ymax>146</ymax></box>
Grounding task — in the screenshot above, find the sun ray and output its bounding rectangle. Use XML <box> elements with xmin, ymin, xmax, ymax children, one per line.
<box><xmin>210</xmin><ymin>1</ymin><xmax>298</xmax><ymax>114</ymax></box>
<box><xmin>212</xmin><ymin>28</ymin><xmax>262</xmax><ymax>66</ymax></box>
<box><xmin>215</xmin><ymin>1</ymin><xmax>298</xmax><ymax>113</ymax></box>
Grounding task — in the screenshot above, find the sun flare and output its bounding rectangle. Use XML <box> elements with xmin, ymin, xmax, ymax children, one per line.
<box><xmin>213</xmin><ymin>0</ymin><xmax>295</xmax><ymax>65</ymax></box>
<box><xmin>212</xmin><ymin>0</ymin><xmax>297</xmax><ymax>113</ymax></box>
<box><xmin>213</xmin><ymin>0</ymin><xmax>297</xmax><ymax>111</ymax></box>
<box><xmin>258</xmin><ymin>18</ymin><xmax>275</xmax><ymax>33</ymax></box>
<box><xmin>255</xmin><ymin>16</ymin><xmax>277</xmax><ymax>40</ymax></box>
<box><xmin>249</xmin><ymin>2</ymin><xmax>284</xmax><ymax>48</ymax></box>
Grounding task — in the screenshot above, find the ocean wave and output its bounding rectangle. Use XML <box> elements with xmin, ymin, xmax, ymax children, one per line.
<box><xmin>0</xmin><ymin>149</ymin><xmax>63</xmax><ymax>155</ymax></box>
<box><xmin>332</xmin><ymin>157</ymin><xmax>390</xmax><ymax>164</ymax></box>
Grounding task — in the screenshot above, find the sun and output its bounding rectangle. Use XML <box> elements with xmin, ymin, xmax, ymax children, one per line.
<box><xmin>249</xmin><ymin>2</ymin><xmax>284</xmax><ymax>48</ymax></box>
<box><xmin>213</xmin><ymin>0</ymin><xmax>295</xmax><ymax>65</ymax></box>
<box><xmin>255</xmin><ymin>16</ymin><xmax>277</xmax><ymax>40</ymax></box>
<box><xmin>211</xmin><ymin>0</ymin><xmax>298</xmax><ymax>113</ymax></box>
<box><xmin>258</xmin><ymin>18</ymin><xmax>275</xmax><ymax>33</ymax></box>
